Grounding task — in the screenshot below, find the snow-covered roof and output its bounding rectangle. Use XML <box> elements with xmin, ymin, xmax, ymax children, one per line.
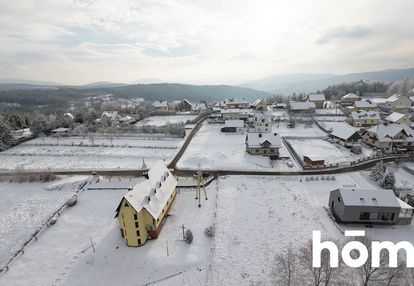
<box><xmin>153</xmin><ymin>101</ymin><xmax>168</xmax><ymax>107</ymax></box>
<box><xmin>354</xmin><ymin>101</ymin><xmax>377</xmax><ymax>109</ymax></box>
<box><xmin>246</xmin><ymin>133</ymin><xmax>282</xmax><ymax>148</ymax></box>
<box><xmin>397</xmin><ymin>198</ymin><xmax>414</xmax><ymax>210</ymax></box>
<box><xmin>342</xmin><ymin>93</ymin><xmax>360</xmax><ymax>99</ymax></box>
<box><xmin>387</xmin><ymin>94</ymin><xmax>401</xmax><ymax>103</ymax></box>
<box><xmin>330</xmin><ymin>126</ymin><xmax>360</xmax><ymax>140</ymax></box>
<box><xmin>334</xmin><ymin>188</ymin><xmax>400</xmax><ymax>208</ymax></box>
<box><xmin>366</xmin><ymin>123</ymin><xmax>414</xmax><ymax>142</ymax></box>
<box><xmin>192</xmin><ymin>103</ymin><xmax>207</xmax><ymax>110</ymax></box>
<box><xmin>52</xmin><ymin>127</ymin><xmax>70</xmax><ymax>132</ymax></box>
<box><xmin>351</xmin><ymin>110</ymin><xmax>380</xmax><ymax>120</ymax></box>
<box><xmin>289</xmin><ymin>101</ymin><xmax>316</xmax><ymax>110</ymax></box>
<box><xmin>101</xmin><ymin>111</ymin><xmax>119</xmax><ymax>121</ymax></box>
<box><xmin>252</xmin><ymin>99</ymin><xmax>265</xmax><ymax>106</ymax></box>
<box><xmin>308</xmin><ymin>94</ymin><xmax>325</xmax><ymax>101</ymax></box>
<box><xmin>385</xmin><ymin>112</ymin><xmax>406</xmax><ymax>123</ymax></box>
<box><xmin>119</xmin><ymin>161</ymin><xmax>177</xmax><ymax>220</ymax></box>
<box><xmin>64</xmin><ymin>113</ymin><xmax>74</xmax><ymax>119</ymax></box>
<box><xmin>253</xmin><ymin>111</ymin><xmax>271</xmax><ymax>122</ymax></box>
<box><xmin>224</xmin><ymin>120</ymin><xmax>244</xmax><ymax>128</ymax></box>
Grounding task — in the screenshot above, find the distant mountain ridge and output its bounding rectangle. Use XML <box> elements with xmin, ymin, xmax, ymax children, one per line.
<box><xmin>242</xmin><ymin>67</ymin><xmax>414</xmax><ymax>94</ymax></box>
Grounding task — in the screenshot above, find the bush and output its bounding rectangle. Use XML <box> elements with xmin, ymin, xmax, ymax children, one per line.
<box><xmin>185</xmin><ymin>229</ymin><xmax>193</xmax><ymax>244</ymax></box>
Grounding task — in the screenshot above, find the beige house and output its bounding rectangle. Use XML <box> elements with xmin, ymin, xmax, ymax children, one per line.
<box><xmin>307</xmin><ymin>94</ymin><xmax>325</xmax><ymax>109</ymax></box>
<box><xmin>360</xmin><ymin>123</ymin><xmax>414</xmax><ymax>151</ymax></box>
<box><xmin>245</xmin><ymin>132</ymin><xmax>282</xmax><ymax>159</ymax></box>
<box><xmin>341</xmin><ymin>93</ymin><xmax>360</xmax><ymax>106</ymax></box>
<box><xmin>385</xmin><ymin>112</ymin><xmax>412</xmax><ymax>126</ymax></box>
<box><xmin>386</xmin><ymin>94</ymin><xmax>412</xmax><ymax>112</ymax></box>
<box><xmin>251</xmin><ymin>99</ymin><xmax>268</xmax><ymax>111</ymax></box>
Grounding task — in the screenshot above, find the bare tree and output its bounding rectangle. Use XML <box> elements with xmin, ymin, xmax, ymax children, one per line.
<box><xmin>272</xmin><ymin>246</ymin><xmax>301</xmax><ymax>286</ymax></box>
<box><xmin>88</xmin><ymin>133</ymin><xmax>95</xmax><ymax>146</ymax></box>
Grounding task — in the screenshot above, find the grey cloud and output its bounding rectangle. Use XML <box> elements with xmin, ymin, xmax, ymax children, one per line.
<box><xmin>317</xmin><ymin>26</ymin><xmax>372</xmax><ymax>44</ymax></box>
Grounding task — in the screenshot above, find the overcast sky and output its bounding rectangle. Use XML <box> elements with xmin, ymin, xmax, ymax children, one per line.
<box><xmin>1</xmin><ymin>0</ymin><xmax>414</xmax><ymax>85</ymax></box>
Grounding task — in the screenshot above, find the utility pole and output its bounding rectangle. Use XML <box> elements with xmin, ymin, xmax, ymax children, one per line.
<box><xmin>180</xmin><ymin>224</ymin><xmax>187</xmax><ymax>240</ymax></box>
<box><xmin>195</xmin><ymin>169</ymin><xmax>208</xmax><ymax>207</ymax></box>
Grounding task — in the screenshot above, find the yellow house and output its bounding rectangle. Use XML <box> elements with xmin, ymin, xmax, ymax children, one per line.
<box><xmin>349</xmin><ymin>110</ymin><xmax>380</xmax><ymax>127</ymax></box>
<box><xmin>115</xmin><ymin>161</ymin><xmax>177</xmax><ymax>247</ymax></box>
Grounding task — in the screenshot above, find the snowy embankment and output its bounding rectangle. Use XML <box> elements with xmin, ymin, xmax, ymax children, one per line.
<box><xmin>135</xmin><ymin>115</ymin><xmax>198</xmax><ymax>127</ymax></box>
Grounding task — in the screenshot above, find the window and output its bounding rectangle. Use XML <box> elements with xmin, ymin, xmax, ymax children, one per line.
<box><xmin>124</xmin><ymin>201</ymin><xmax>129</xmax><ymax>207</ymax></box>
<box><xmin>136</xmin><ymin>230</ymin><xmax>140</xmax><ymax>237</ymax></box>
<box><xmin>338</xmin><ymin>196</ymin><xmax>341</xmax><ymax>202</ymax></box>
<box><xmin>372</xmin><ymin>198</ymin><xmax>378</xmax><ymax>205</ymax></box>
<box><xmin>135</xmin><ymin>222</ymin><xmax>139</xmax><ymax>228</ymax></box>
<box><xmin>360</xmin><ymin>198</ymin><xmax>365</xmax><ymax>204</ymax></box>
<box><xmin>359</xmin><ymin>212</ymin><xmax>370</xmax><ymax>220</ymax></box>
<box><xmin>134</xmin><ymin>214</ymin><xmax>138</xmax><ymax>220</ymax></box>
<box><xmin>138</xmin><ymin>239</ymin><xmax>141</xmax><ymax>245</ymax></box>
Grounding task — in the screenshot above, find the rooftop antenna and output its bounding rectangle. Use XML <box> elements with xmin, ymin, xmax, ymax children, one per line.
<box><xmin>195</xmin><ymin>164</ymin><xmax>208</xmax><ymax>207</ymax></box>
<box><xmin>141</xmin><ymin>158</ymin><xmax>149</xmax><ymax>179</ymax></box>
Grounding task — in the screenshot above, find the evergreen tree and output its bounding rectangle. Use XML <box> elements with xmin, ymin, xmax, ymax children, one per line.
<box><xmin>382</xmin><ymin>172</ymin><xmax>396</xmax><ymax>190</ymax></box>
<box><xmin>0</xmin><ymin>121</ymin><xmax>13</xmax><ymax>151</ymax></box>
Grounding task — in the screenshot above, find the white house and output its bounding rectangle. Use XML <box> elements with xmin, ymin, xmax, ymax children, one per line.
<box><xmin>361</xmin><ymin>123</ymin><xmax>414</xmax><ymax>151</ymax></box>
<box><xmin>247</xmin><ymin>112</ymin><xmax>271</xmax><ymax>133</ymax></box>
<box><xmin>100</xmin><ymin>111</ymin><xmax>120</xmax><ymax>125</ymax></box>
<box><xmin>191</xmin><ymin>103</ymin><xmax>207</xmax><ymax>113</ymax></box>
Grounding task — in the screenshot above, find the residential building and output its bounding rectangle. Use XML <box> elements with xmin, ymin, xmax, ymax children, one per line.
<box><xmin>341</xmin><ymin>93</ymin><xmax>360</xmax><ymax>106</ymax></box>
<box><xmin>245</xmin><ymin>132</ymin><xmax>282</xmax><ymax>159</ymax></box>
<box><xmin>386</xmin><ymin>94</ymin><xmax>412</xmax><ymax>112</ymax></box>
<box><xmin>224</xmin><ymin>99</ymin><xmax>250</xmax><ymax>109</ymax></box>
<box><xmin>353</xmin><ymin>100</ymin><xmax>378</xmax><ymax>111</ymax></box>
<box><xmin>360</xmin><ymin>123</ymin><xmax>414</xmax><ymax>151</ymax></box>
<box><xmin>329</xmin><ymin>188</ymin><xmax>412</xmax><ymax>225</ymax></box>
<box><xmin>288</xmin><ymin>101</ymin><xmax>316</xmax><ymax>113</ymax></box>
<box><xmin>329</xmin><ymin>127</ymin><xmax>361</xmax><ymax>147</ymax></box>
<box><xmin>385</xmin><ymin>112</ymin><xmax>412</xmax><ymax>126</ymax></box>
<box><xmin>182</xmin><ymin>99</ymin><xmax>192</xmax><ymax>111</ymax></box>
<box><xmin>153</xmin><ymin>101</ymin><xmax>169</xmax><ymax>112</ymax></box>
<box><xmin>100</xmin><ymin>111</ymin><xmax>120</xmax><ymax>125</ymax></box>
<box><xmin>221</xmin><ymin>120</ymin><xmax>245</xmax><ymax>133</ymax></box>
<box><xmin>251</xmin><ymin>99</ymin><xmax>267</xmax><ymax>111</ymax></box>
<box><xmin>115</xmin><ymin>161</ymin><xmax>177</xmax><ymax>247</ymax></box>
<box><xmin>247</xmin><ymin>112</ymin><xmax>271</xmax><ymax>133</ymax></box>
<box><xmin>307</xmin><ymin>94</ymin><xmax>325</xmax><ymax>109</ymax></box>
<box><xmin>349</xmin><ymin>110</ymin><xmax>380</xmax><ymax>127</ymax></box>
<box><xmin>191</xmin><ymin>103</ymin><xmax>207</xmax><ymax>113</ymax></box>
<box><xmin>221</xmin><ymin>109</ymin><xmax>250</xmax><ymax>122</ymax></box>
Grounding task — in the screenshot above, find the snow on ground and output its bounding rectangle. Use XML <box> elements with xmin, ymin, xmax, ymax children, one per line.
<box><xmin>0</xmin><ymin>177</ymin><xmax>143</xmax><ymax>286</ymax></box>
<box><xmin>209</xmin><ymin>171</ymin><xmax>413</xmax><ymax>285</ymax></box>
<box><xmin>63</xmin><ymin>184</ymin><xmax>217</xmax><ymax>286</ymax></box>
<box><xmin>271</xmin><ymin>122</ymin><xmax>327</xmax><ymax>137</ymax></box>
<box><xmin>177</xmin><ymin>123</ymin><xmax>299</xmax><ymax>171</ymax></box>
<box><xmin>135</xmin><ymin>115</ymin><xmax>197</xmax><ymax>127</ymax></box>
<box><xmin>0</xmin><ymin>176</ymin><xmax>87</xmax><ymax>270</ymax></box>
<box><xmin>286</xmin><ymin>138</ymin><xmax>368</xmax><ymax>164</ymax></box>
<box><xmin>0</xmin><ymin>135</ymin><xmax>188</xmax><ymax>172</ymax></box>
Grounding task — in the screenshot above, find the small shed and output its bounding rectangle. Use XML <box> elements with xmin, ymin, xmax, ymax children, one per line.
<box><xmin>303</xmin><ymin>155</ymin><xmax>325</xmax><ymax>167</ymax></box>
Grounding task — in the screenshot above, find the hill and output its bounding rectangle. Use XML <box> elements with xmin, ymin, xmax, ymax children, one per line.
<box><xmin>243</xmin><ymin>67</ymin><xmax>414</xmax><ymax>94</ymax></box>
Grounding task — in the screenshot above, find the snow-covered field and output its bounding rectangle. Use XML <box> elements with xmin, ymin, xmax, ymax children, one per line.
<box><xmin>0</xmin><ymin>177</ymin><xmax>143</xmax><ymax>286</ymax></box>
<box><xmin>135</xmin><ymin>115</ymin><xmax>197</xmax><ymax>127</ymax></box>
<box><xmin>2</xmin><ymin>170</ymin><xmax>414</xmax><ymax>285</ymax></box>
<box><xmin>0</xmin><ymin>135</ymin><xmax>187</xmax><ymax>171</ymax></box>
<box><xmin>272</xmin><ymin>122</ymin><xmax>327</xmax><ymax>137</ymax></box>
<box><xmin>0</xmin><ymin>176</ymin><xmax>87</xmax><ymax>270</ymax></box>
<box><xmin>177</xmin><ymin>123</ymin><xmax>299</xmax><ymax>171</ymax></box>
<box><xmin>287</xmin><ymin>138</ymin><xmax>369</xmax><ymax>164</ymax></box>
<box><xmin>209</xmin><ymin>172</ymin><xmax>414</xmax><ymax>285</ymax></box>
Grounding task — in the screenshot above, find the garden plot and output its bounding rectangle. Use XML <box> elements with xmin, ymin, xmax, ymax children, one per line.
<box><xmin>0</xmin><ymin>176</ymin><xmax>87</xmax><ymax>271</ymax></box>
<box><xmin>177</xmin><ymin>123</ymin><xmax>299</xmax><ymax>171</ymax></box>
<box><xmin>0</xmin><ymin>135</ymin><xmax>187</xmax><ymax>171</ymax></box>
<box><xmin>287</xmin><ymin>138</ymin><xmax>367</xmax><ymax>164</ymax></box>
<box><xmin>135</xmin><ymin>115</ymin><xmax>197</xmax><ymax>127</ymax></box>
<box><xmin>271</xmin><ymin>122</ymin><xmax>327</xmax><ymax>137</ymax></box>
